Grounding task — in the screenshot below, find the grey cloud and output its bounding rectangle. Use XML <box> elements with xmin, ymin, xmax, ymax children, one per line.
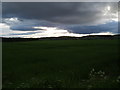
<box><xmin>2</xmin><ymin>2</ymin><xmax>118</xmax><ymax>25</ymax></box>
<box><xmin>3</xmin><ymin>18</ymin><xmax>59</xmax><ymax>31</ymax></box>
<box><xmin>65</xmin><ymin>21</ymin><xmax>118</xmax><ymax>34</ymax></box>
<box><xmin>2</xmin><ymin>0</ymin><xmax>120</xmax><ymax>2</ymax></box>
<box><xmin>10</xmin><ymin>32</ymin><xmax>38</xmax><ymax>35</ymax></box>
<box><xmin>10</xmin><ymin>25</ymin><xmax>42</xmax><ymax>31</ymax></box>
<box><xmin>2</xmin><ymin>17</ymin><xmax>118</xmax><ymax>34</ymax></box>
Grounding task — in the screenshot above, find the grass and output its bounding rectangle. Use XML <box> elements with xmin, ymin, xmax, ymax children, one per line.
<box><xmin>2</xmin><ymin>39</ymin><xmax>120</xmax><ymax>88</ymax></box>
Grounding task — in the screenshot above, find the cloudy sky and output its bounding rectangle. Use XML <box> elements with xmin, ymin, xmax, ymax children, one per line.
<box><xmin>1</xmin><ymin>2</ymin><xmax>119</xmax><ymax>38</ymax></box>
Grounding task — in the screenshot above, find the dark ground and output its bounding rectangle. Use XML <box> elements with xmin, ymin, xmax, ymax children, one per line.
<box><xmin>2</xmin><ymin>37</ymin><xmax>120</xmax><ymax>88</ymax></box>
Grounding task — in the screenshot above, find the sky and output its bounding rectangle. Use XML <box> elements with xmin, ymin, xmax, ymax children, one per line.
<box><xmin>1</xmin><ymin>2</ymin><xmax>119</xmax><ymax>38</ymax></box>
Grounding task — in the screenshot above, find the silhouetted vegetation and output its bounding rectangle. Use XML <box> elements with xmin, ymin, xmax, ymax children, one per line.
<box><xmin>2</xmin><ymin>34</ymin><xmax>120</xmax><ymax>42</ymax></box>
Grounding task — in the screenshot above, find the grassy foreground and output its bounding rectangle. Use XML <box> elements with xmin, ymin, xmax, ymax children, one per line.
<box><xmin>2</xmin><ymin>39</ymin><xmax>120</xmax><ymax>88</ymax></box>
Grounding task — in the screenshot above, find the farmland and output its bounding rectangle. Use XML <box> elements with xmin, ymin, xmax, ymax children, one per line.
<box><xmin>2</xmin><ymin>39</ymin><xmax>120</xmax><ymax>88</ymax></box>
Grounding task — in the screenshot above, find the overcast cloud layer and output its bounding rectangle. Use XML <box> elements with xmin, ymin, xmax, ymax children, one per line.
<box><xmin>1</xmin><ymin>2</ymin><xmax>119</xmax><ymax>38</ymax></box>
<box><xmin>2</xmin><ymin>0</ymin><xmax>120</xmax><ymax>2</ymax></box>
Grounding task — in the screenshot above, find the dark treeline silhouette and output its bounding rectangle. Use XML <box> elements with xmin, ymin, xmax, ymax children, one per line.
<box><xmin>2</xmin><ymin>37</ymin><xmax>39</xmax><ymax>42</ymax></box>
<box><xmin>1</xmin><ymin>35</ymin><xmax>120</xmax><ymax>42</ymax></box>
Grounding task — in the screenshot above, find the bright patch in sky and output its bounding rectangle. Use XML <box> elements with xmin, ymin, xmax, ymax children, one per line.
<box><xmin>90</xmin><ymin>32</ymin><xmax>114</xmax><ymax>35</ymax></box>
<box><xmin>103</xmin><ymin>5</ymin><xmax>118</xmax><ymax>22</ymax></box>
<box><xmin>1</xmin><ymin>21</ymin><xmax>117</xmax><ymax>38</ymax></box>
<box><xmin>107</xmin><ymin>6</ymin><xmax>111</xmax><ymax>11</ymax></box>
<box><xmin>1</xmin><ymin>24</ymin><xmax>114</xmax><ymax>38</ymax></box>
<box><xmin>4</xmin><ymin>18</ymin><xmax>20</xmax><ymax>25</ymax></box>
<box><xmin>0</xmin><ymin>23</ymin><xmax>11</xmax><ymax>36</ymax></box>
<box><xmin>104</xmin><ymin>6</ymin><xmax>111</xmax><ymax>15</ymax></box>
<box><xmin>31</xmin><ymin>26</ymin><xmax>83</xmax><ymax>38</ymax></box>
<box><xmin>5</xmin><ymin>17</ymin><xmax>19</xmax><ymax>22</ymax></box>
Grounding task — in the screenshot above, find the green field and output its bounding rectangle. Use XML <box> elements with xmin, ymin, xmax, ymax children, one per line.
<box><xmin>2</xmin><ymin>40</ymin><xmax>120</xmax><ymax>88</ymax></box>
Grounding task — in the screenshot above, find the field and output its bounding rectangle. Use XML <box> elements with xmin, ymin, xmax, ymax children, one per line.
<box><xmin>2</xmin><ymin>39</ymin><xmax>120</xmax><ymax>88</ymax></box>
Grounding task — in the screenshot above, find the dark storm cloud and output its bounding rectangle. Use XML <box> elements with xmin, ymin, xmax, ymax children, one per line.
<box><xmin>1</xmin><ymin>2</ymin><xmax>118</xmax><ymax>38</ymax></box>
<box><xmin>2</xmin><ymin>2</ymin><xmax>117</xmax><ymax>25</ymax></box>
<box><xmin>10</xmin><ymin>32</ymin><xmax>38</xmax><ymax>35</ymax></box>
<box><xmin>65</xmin><ymin>21</ymin><xmax>118</xmax><ymax>34</ymax></box>
<box><xmin>10</xmin><ymin>25</ymin><xmax>42</xmax><ymax>31</ymax></box>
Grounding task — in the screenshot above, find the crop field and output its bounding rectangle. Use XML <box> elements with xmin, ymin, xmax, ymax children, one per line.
<box><xmin>2</xmin><ymin>39</ymin><xmax>120</xmax><ymax>88</ymax></box>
